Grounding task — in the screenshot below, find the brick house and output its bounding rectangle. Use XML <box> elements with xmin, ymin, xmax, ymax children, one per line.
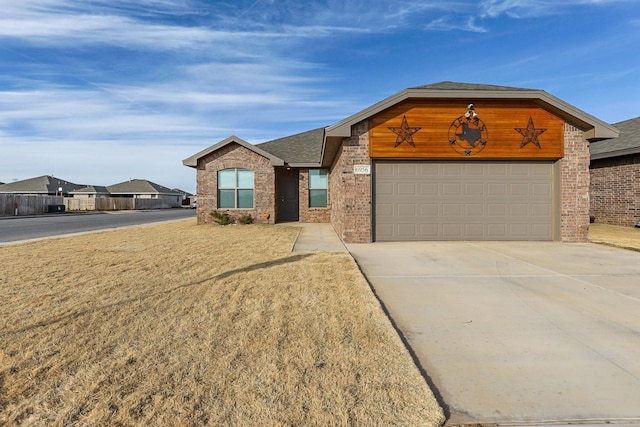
<box><xmin>183</xmin><ymin>82</ymin><xmax>617</xmax><ymax>243</ymax></box>
<box><xmin>589</xmin><ymin>116</ymin><xmax>640</xmax><ymax>227</ymax></box>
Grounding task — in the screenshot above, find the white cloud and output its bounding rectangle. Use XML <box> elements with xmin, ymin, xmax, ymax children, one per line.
<box><xmin>478</xmin><ymin>0</ymin><xmax>635</xmax><ymax>18</ymax></box>
<box><xmin>425</xmin><ymin>16</ymin><xmax>488</xmax><ymax>32</ymax></box>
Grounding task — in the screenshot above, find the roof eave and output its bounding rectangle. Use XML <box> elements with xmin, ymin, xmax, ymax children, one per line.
<box><xmin>591</xmin><ymin>146</ymin><xmax>640</xmax><ymax>160</ymax></box>
<box><xmin>286</xmin><ymin>162</ymin><xmax>322</xmax><ymax>168</ymax></box>
<box><xmin>182</xmin><ymin>135</ymin><xmax>285</xmax><ymax>168</ymax></box>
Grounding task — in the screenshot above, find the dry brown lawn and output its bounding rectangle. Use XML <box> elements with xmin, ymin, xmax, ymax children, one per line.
<box><xmin>589</xmin><ymin>223</ymin><xmax>640</xmax><ymax>251</ymax></box>
<box><xmin>0</xmin><ymin>220</ymin><xmax>444</xmax><ymax>426</ymax></box>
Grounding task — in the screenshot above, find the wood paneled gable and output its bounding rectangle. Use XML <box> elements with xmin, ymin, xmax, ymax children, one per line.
<box><xmin>369</xmin><ymin>99</ymin><xmax>564</xmax><ymax>159</ymax></box>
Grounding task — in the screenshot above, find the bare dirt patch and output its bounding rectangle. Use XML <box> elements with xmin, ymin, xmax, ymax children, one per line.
<box><xmin>589</xmin><ymin>223</ymin><xmax>640</xmax><ymax>251</ymax></box>
<box><xmin>0</xmin><ymin>220</ymin><xmax>444</xmax><ymax>426</ymax></box>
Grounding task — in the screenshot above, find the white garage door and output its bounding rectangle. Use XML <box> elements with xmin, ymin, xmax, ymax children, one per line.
<box><xmin>375</xmin><ymin>161</ymin><xmax>554</xmax><ymax>241</ymax></box>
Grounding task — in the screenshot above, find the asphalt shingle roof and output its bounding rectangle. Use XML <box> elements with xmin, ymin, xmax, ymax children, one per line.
<box><xmin>256</xmin><ymin>127</ymin><xmax>326</xmax><ymax>165</ymax></box>
<box><xmin>71</xmin><ymin>185</ymin><xmax>110</xmax><ymax>194</ymax></box>
<box><xmin>0</xmin><ymin>175</ymin><xmax>84</xmax><ymax>194</ymax></box>
<box><xmin>107</xmin><ymin>179</ymin><xmax>179</xmax><ymax>195</ymax></box>
<box><xmin>410</xmin><ymin>81</ymin><xmax>538</xmax><ymax>91</ymax></box>
<box><xmin>590</xmin><ymin>116</ymin><xmax>640</xmax><ymax>159</ymax></box>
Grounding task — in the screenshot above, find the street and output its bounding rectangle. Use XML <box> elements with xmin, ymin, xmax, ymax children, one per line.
<box><xmin>0</xmin><ymin>209</ymin><xmax>195</xmax><ymax>244</ymax></box>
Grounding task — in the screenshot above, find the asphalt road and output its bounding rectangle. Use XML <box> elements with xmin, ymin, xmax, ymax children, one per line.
<box><xmin>0</xmin><ymin>209</ymin><xmax>196</xmax><ymax>244</ymax></box>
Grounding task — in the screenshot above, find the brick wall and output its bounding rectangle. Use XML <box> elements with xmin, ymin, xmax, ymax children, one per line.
<box><xmin>329</xmin><ymin>121</ymin><xmax>372</xmax><ymax>243</ymax></box>
<box><xmin>299</xmin><ymin>168</ymin><xmax>331</xmax><ymax>223</ymax></box>
<box><xmin>196</xmin><ymin>143</ymin><xmax>275</xmax><ymax>225</ymax></box>
<box><xmin>561</xmin><ymin>123</ymin><xmax>591</xmax><ymax>242</ymax></box>
<box><xmin>590</xmin><ymin>153</ymin><xmax>640</xmax><ymax>227</ymax></box>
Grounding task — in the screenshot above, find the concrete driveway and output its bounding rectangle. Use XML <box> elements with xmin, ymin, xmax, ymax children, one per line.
<box><xmin>346</xmin><ymin>241</ymin><xmax>640</xmax><ymax>425</ymax></box>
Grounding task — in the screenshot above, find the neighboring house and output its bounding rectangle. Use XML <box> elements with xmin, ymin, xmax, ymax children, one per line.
<box><xmin>70</xmin><ymin>185</ymin><xmax>111</xmax><ymax>198</ymax></box>
<box><xmin>589</xmin><ymin>116</ymin><xmax>640</xmax><ymax>227</ymax></box>
<box><xmin>172</xmin><ymin>188</ymin><xmax>195</xmax><ymax>206</ymax></box>
<box><xmin>0</xmin><ymin>175</ymin><xmax>84</xmax><ymax>196</ymax></box>
<box><xmin>107</xmin><ymin>179</ymin><xmax>184</xmax><ymax>207</ymax></box>
<box><xmin>183</xmin><ymin>81</ymin><xmax>617</xmax><ymax>243</ymax></box>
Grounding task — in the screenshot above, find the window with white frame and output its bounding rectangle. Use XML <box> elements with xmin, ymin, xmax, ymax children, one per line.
<box><xmin>309</xmin><ymin>169</ymin><xmax>328</xmax><ymax>208</ymax></box>
<box><xmin>218</xmin><ymin>168</ymin><xmax>254</xmax><ymax>209</ymax></box>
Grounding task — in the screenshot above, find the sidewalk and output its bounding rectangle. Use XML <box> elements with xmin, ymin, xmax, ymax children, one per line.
<box><xmin>281</xmin><ymin>222</ymin><xmax>347</xmax><ymax>252</ymax></box>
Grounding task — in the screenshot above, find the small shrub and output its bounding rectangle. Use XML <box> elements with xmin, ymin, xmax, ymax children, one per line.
<box><xmin>237</xmin><ymin>214</ymin><xmax>253</xmax><ymax>225</ymax></box>
<box><xmin>210</xmin><ymin>210</ymin><xmax>233</xmax><ymax>225</ymax></box>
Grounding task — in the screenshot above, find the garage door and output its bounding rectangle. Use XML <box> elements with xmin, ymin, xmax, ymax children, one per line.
<box><xmin>375</xmin><ymin>161</ymin><xmax>554</xmax><ymax>241</ymax></box>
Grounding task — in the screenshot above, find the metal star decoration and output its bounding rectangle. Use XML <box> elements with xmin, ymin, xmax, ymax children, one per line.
<box><xmin>515</xmin><ymin>117</ymin><xmax>546</xmax><ymax>149</ymax></box>
<box><xmin>388</xmin><ymin>115</ymin><xmax>421</xmax><ymax>148</ymax></box>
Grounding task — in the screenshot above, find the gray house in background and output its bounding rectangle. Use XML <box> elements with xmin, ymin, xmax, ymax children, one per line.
<box><xmin>70</xmin><ymin>185</ymin><xmax>111</xmax><ymax>198</ymax></box>
<box><xmin>106</xmin><ymin>179</ymin><xmax>184</xmax><ymax>206</ymax></box>
<box><xmin>1</xmin><ymin>176</ymin><xmax>184</xmax><ymax>214</ymax></box>
<box><xmin>0</xmin><ymin>175</ymin><xmax>85</xmax><ymax>196</ymax></box>
<box><xmin>590</xmin><ymin>116</ymin><xmax>640</xmax><ymax>227</ymax></box>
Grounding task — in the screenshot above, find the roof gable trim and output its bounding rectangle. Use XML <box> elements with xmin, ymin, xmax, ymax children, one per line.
<box><xmin>182</xmin><ymin>135</ymin><xmax>285</xmax><ymax>167</ymax></box>
<box><xmin>325</xmin><ymin>87</ymin><xmax>619</xmax><ymax>141</ymax></box>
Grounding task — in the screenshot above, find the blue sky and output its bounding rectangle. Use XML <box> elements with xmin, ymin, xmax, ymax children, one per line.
<box><xmin>1</xmin><ymin>0</ymin><xmax>638</xmax><ymax>193</ymax></box>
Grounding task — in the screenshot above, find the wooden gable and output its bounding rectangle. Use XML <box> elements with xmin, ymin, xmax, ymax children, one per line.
<box><xmin>369</xmin><ymin>99</ymin><xmax>564</xmax><ymax>159</ymax></box>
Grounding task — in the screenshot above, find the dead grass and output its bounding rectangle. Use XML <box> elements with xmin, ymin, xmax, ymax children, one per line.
<box><xmin>0</xmin><ymin>220</ymin><xmax>444</xmax><ymax>426</ymax></box>
<box><xmin>589</xmin><ymin>223</ymin><xmax>640</xmax><ymax>251</ymax></box>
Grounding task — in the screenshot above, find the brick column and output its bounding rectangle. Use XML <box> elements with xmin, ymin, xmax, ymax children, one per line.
<box><xmin>561</xmin><ymin>123</ymin><xmax>590</xmax><ymax>241</ymax></box>
<box><xmin>329</xmin><ymin>120</ymin><xmax>372</xmax><ymax>243</ymax></box>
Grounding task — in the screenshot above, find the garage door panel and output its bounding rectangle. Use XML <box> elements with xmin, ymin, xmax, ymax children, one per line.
<box><xmin>488</xmin><ymin>164</ymin><xmax>508</xmax><ymax>176</ymax></box>
<box><xmin>397</xmin><ymin>224</ymin><xmax>418</xmax><ymax>238</ymax></box>
<box><xmin>531</xmin><ymin>223</ymin><xmax>552</xmax><ymax>238</ymax></box>
<box><xmin>442</xmin><ymin>223</ymin><xmax>463</xmax><ymax>238</ymax></box>
<box><xmin>465</xmin><ymin>204</ymin><xmax>483</xmax><ymax>216</ymax></box>
<box><xmin>533</xmin><ymin>183</ymin><xmax>552</xmax><ymax>196</ymax></box>
<box><xmin>488</xmin><ymin>203</ymin><xmax>506</xmax><ymax>216</ymax></box>
<box><xmin>419</xmin><ymin>223</ymin><xmax>439</xmax><ymax>236</ymax></box>
<box><xmin>421</xmin><ymin>203</ymin><xmax>439</xmax><ymax>215</ymax></box>
<box><xmin>465</xmin><ymin>183</ymin><xmax>485</xmax><ymax>196</ymax></box>
<box><xmin>465</xmin><ymin>224</ymin><xmax>485</xmax><ymax>239</ymax></box>
<box><xmin>397</xmin><ymin>203</ymin><xmax>416</xmax><ymax>216</ymax></box>
<box><xmin>466</xmin><ymin>163</ymin><xmax>485</xmax><ymax>175</ymax></box>
<box><xmin>398</xmin><ymin>182</ymin><xmax>417</xmax><ymax>196</ymax></box>
<box><xmin>377</xmin><ymin>202</ymin><xmax>393</xmax><ymax>216</ymax></box>
<box><xmin>377</xmin><ymin>182</ymin><xmax>393</xmax><ymax>196</ymax></box>
<box><xmin>443</xmin><ymin>183</ymin><xmax>461</xmax><ymax>195</ymax></box>
<box><xmin>487</xmin><ymin>224</ymin><xmax>508</xmax><ymax>238</ymax></box>
<box><xmin>443</xmin><ymin>203</ymin><xmax>462</xmax><ymax>216</ymax></box>
<box><xmin>488</xmin><ymin>183</ymin><xmax>507</xmax><ymax>196</ymax></box>
<box><xmin>510</xmin><ymin>183</ymin><xmax>529</xmax><ymax>196</ymax></box>
<box><xmin>508</xmin><ymin>224</ymin><xmax>529</xmax><ymax>237</ymax></box>
<box><xmin>398</xmin><ymin>164</ymin><xmax>418</xmax><ymax>176</ymax></box>
<box><xmin>376</xmin><ymin>161</ymin><xmax>553</xmax><ymax>241</ymax></box>
<box><xmin>443</xmin><ymin>164</ymin><xmax>463</xmax><ymax>176</ymax></box>
<box><xmin>510</xmin><ymin>204</ymin><xmax>528</xmax><ymax>216</ymax></box>
<box><xmin>420</xmin><ymin>183</ymin><xmax>438</xmax><ymax>195</ymax></box>
<box><xmin>531</xmin><ymin>203</ymin><xmax>552</xmax><ymax>216</ymax></box>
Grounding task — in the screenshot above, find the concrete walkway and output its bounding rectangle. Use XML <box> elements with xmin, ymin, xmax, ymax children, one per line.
<box><xmin>285</xmin><ymin>222</ymin><xmax>347</xmax><ymax>252</ymax></box>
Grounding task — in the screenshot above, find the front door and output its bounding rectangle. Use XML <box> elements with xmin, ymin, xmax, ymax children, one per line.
<box><xmin>277</xmin><ymin>168</ymin><xmax>299</xmax><ymax>222</ymax></box>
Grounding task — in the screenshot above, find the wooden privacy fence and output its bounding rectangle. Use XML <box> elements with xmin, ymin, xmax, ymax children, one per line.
<box><xmin>0</xmin><ymin>194</ymin><xmax>64</xmax><ymax>216</ymax></box>
<box><xmin>1</xmin><ymin>195</ymin><xmax>180</xmax><ymax>216</ymax></box>
<box><xmin>64</xmin><ymin>197</ymin><xmax>134</xmax><ymax>211</ymax></box>
<box><xmin>64</xmin><ymin>197</ymin><xmax>178</xmax><ymax>211</ymax></box>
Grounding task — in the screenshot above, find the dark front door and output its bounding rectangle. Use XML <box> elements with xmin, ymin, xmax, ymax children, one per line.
<box><xmin>277</xmin><ymin>168</ymin><xmax>299</xmax><ymax>222</ymax></box>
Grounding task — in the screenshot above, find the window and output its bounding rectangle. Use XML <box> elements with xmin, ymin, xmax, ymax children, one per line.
<box><xmin>218</xmin><ymin>168</ymin><xmax>254</xmax><ymax>208</ymax></box>
<box><xmin>309</xmin><ymin>169</ymin><xmax>328</xmax><ymax>208</ymax></box>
